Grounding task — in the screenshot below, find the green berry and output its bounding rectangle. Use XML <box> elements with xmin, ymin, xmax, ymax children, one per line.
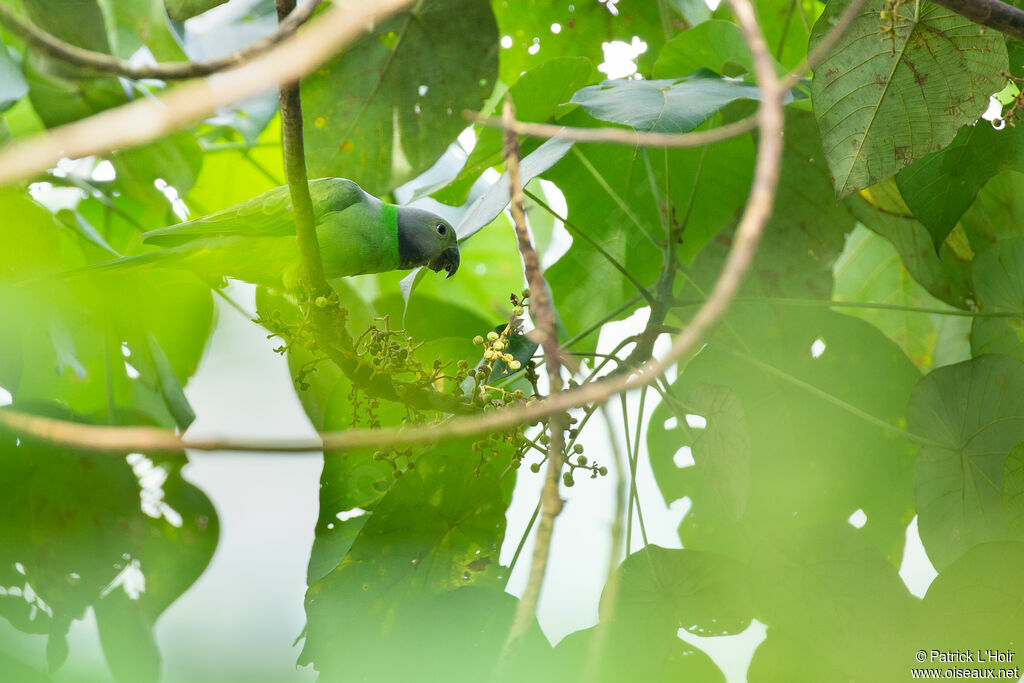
<box><xmin>562</xmin><ymin>472</ymin><xmax>574</xmax><ymax>487</ymax></box>
<box><xmin>530</xmin><ymin>463</ymin><xmax>541</xmax><ymax>473</ymax></box>
<box><xmin>599</xmin><ymin>466</ymin><xmax>608</xmax><ymax>476</ymax></box>
<box><xmin>509</xmin><ymin>360</ymin><xmax>522</xmax><ymax>371</ymax></box>
<box><xmin>315</xmin><ymin>296</ymin><xmax>329</xmax><ymax>308</ymax></box>
<box><xmin>573</xmin><ymin>444</ymin><xmax>584</xmax><ymax>454</ymax></box>
<box><xmin>521</xmin><ymin>288</ymin><xmax>531</xmax><ymax>299</ymax></box>
<box><xmin>487</xmin><ymin>331</ymin><xmax>499</xmax><ymax>342</ymax></box>
<box><xmin>513</xmin><ymin>305</ymin><xmax>525</xmax><ymax>316</ymax></box>
<box><xmin>473</xmin><ymin>335</ymin><xmax>484</xmax><ymax>345</ymax></box>
<box><xmin>576</xmin><ymin>455</ymin><xmax>587</xmax><ymax>466</ymax></box>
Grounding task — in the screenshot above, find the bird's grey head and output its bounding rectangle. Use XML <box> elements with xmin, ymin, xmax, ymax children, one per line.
<box><xmin>396</xmin><ymin>206</ymin><xmax>460</xmax><ymax>278</ymax></box>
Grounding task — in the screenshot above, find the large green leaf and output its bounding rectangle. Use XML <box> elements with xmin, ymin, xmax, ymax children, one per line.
<box><xmin>748</xmin><ymin>524</ymin><xmax>917</xmax><ymax>682</ymax></box>
<box><xmin>650</xmin><ymin>304</ymin><xmax>920</xmax><ymax>563</ymax></box>
<box><xmin>653</xmin><ymin>20</ymin><xmax>756</xmax><ymax>78</ymax></box>
<box><xmin>301</xmin><ymin>0</ymin><xmax>498</xmax><ymax>195</ymax></box>
<box><xmin>896</xmin><ymin>122</ymin><xmax>1024</xmax><ymax>250</ymax></box>
<box><xmin>959</xmin><ymin>171</ymin><xmax>1024</xmax><ymax>258</ymax></box>
<box><xmin>677</xmin><ymin>108</ymin><xmax>851</xmax><ymax>297</ymax></box>
<box><xmin>810</xmin><ymin>0</ymin><xmax>1006</xmax><ymax>197</ymax></box>
<box><xmin>570</xmin><ymin>71</ymin><xmax>765</xmax><ymax>133</ymax></box>
<box><xmin>970</xmin><ymin>238</ymin><xmax>1024</xmax><ymax>362</ymax></box>
<box><xmin>492</xmin><ymin>0</ymin><xmax>670</xmax><ymax>83</ymax></box>
<box><xmin>301</xmin><ymin>454</ymin><xmax>521</xmax><ymax>681</ymax></box>
<box><xmin>833</xmin><ymin>225</ymin><xmax>971</xmax><ymax>370</ymax></box>
<box><xmin>845</xmin><ymin>192</ymin><xmax>974</xmax><ymax>309</ymax></box>
<box><xmin>907</xmin><ymin>354</ymin><xmax>1024</xmax><ymax>570</ymax></box>
<box><xmin>921</xmin><ymin>541</ymin><xmax>1024</xmax><ymax>649</ymax></box>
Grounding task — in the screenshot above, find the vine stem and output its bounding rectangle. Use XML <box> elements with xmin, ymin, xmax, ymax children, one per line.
<box><xmin>500</xmin><ymin>98</ymin><xmax>566</xmax><ymax>661</ymax></box>
<box><xmin>0</xmin><ymin>1</ymin><xmax>321</xmax><ymax>80</ymax></box>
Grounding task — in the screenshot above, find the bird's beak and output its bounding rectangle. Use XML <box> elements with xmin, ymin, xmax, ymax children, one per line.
<box><xmin>436</xmin><ymin>246</ymin><xmax>459</xmax><ymax>279</ymax></box>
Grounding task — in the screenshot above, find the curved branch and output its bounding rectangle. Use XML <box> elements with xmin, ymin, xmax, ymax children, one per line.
<box><xmin>0</xmin><ymin>0</ymin><xmax>321</xmax><ymax>80</ymax></box>
<box><xmin>928</xmin><ymin>0</ymin><xmax>1024</xmax><ymax>41</ymax></box>
<box><xmin>0</xmin><ymin>0</ymin><xmax>413</xmax><ymax>187</ymax></box>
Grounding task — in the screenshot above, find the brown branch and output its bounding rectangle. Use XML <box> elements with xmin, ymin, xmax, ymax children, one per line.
<box><xmin>0</xmin><ymin>0</ymin><xmax>785</xmax><ymax>457</ymax></box>
<box><xmin>500</xmin><ymin>98</ymin><xmax>566</xmax><ymax>658</ymax></box>
<box><xmin>0</xmin><ymin>0</ymin><xmax>413</xmax><ymax>187</ymax></box>
<box><xmin>928</xmin><ymin>0</ymin><xmax>1024</xmax><ymax>42</ymax></box>
<box><xmin>470</xmin><ymin>114</ymin><xmax>759</xmax><ymax>150</ymax></box>
<box><xmin>0</xmin><ymin>0</ymin><xmax>321</xmax><ymax>80</ymax></box>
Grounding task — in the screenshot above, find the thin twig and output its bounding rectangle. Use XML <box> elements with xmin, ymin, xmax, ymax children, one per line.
<box><xmin>0</xmin><ymin>0</ymin><xmax>786</xmax><ymax>459</ymax></box>
<box><xmin>0</xmin><ymin>0</ymin><xmax>413</xmax><ymax>187</ymax></box>
<box><xmin>470</xmin><ymin>114</ymin><xmax>759</xmax><ymax>150</ymax></box>
<box><xmin>0</xmin><ymin>1</ymin><xmax>321</xmax><ymax>80</ymax></box>
<box><xmin>500</xmin><ymin>98</ymin><xmax>566</xmax><ymax>660</ymax></box>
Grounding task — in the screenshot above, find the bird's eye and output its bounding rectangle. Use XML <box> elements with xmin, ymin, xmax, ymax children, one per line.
<box><xmin>435</xmin><ymin>223</ymin><xmax>447</xmax><ymax>236</ymax></box>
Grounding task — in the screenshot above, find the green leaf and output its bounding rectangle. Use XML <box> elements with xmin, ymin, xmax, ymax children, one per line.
<box><xmin>896</xmin><ymin>123</ymin><xmax>1024</xmax><ymax>250</ymax></box>
<box><xmin>604</xmin><ymin>545</ymin><xmax>753</xmax><ymax>637</ymax></box>
<box><xmin>0</xmin><ymin>42</ymin><xmax>27</xmax><ymax>112</ymax></box>
<box><xmin>570</xmin><ymin>71</ymin><xmax>766</xmax><ymax>133</ymax></box>
<box><xmin>845</xmin><ymin>192</ymin><xmax>974</xmax><ymax>309</ymax></box>
<box><xmin>810</xmin><ymin>0</ymin><xmax>1007</xmax><ymax>197</ymax></box>
<box><xmin>749</xmin><ymin>524</ymin><xmax>916</xmax><ymax>681</ymax></box>
<box><xmin>752</xmin><ymin>0</ymin><xmax>824</xmax><ymax>70</ymax></box>
<box><xmin>921</xmin><ymin>541</ymin><xmax>1024</xmax><ymax>647</ymax></box>
<box><xmin>301</xmin><ymin>0</ymin><xmax>498</xmax><ymax>195</ymax></box>
<box><xmin>103</xmin><ymin>0</ymin><xmax>188</xmax><ymax>61</ymax></box>
<box><xmin>970</xmin><ymin>238</ymin><xmax>1024</xmax><ymax>361</ymax></box>
<box><xmin>301</xmin><ymin>454</ymin><xmax>513</xmax><ymax>680</ymax></box>
<box><xmin>164</xmin><ymin>0</ymin><xmax>229</xmax><ymax>22</ymax></box>
<box><xmin>833</xmin><ymin>224</ymin><xmax>971</xmax><ymax>370</ymax></box>
<box><xmin>653</xmin><ymin>20</ymin><xmax>757</xmax><ymax>78</ymax></box>
<box><xmin>652</xmin><ymin>305</ymin><xmax>919</xmax><ymax>563</ymax></box>
<box><xmin>21</xmin><ymin>0</ymin><xmax>110</xmax><ymax>53</ymax></box>
<box><xmin>493</xmin><ymin>0</ymin><xmax>670</xmax><ymax>83</ymax></box>
<box><xmin>678</xmin><ymin>108</ymin><xmax>850</xmax><ymax>296</ymax></box>
<box><xmin>1002</xmin><ymin>444</ymin><xmax>1024</xmax><ymax>538</ymax></box>
<box><xmin>908</xmin><ymin>354</ymin><xmax>1024</xmax><ymax>570</ymax></box>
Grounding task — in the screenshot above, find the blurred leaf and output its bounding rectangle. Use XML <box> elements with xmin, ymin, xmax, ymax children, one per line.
<box><xmin>104</xmin><ymin>0</ymin><xmax>188</xmax><ymax>60</ymax></box>
<box><xmin>302</xmin><ymin>0</ymin><xmax>498</xmax><ymax>195</ymax></box>
<box><xmin>921</xmin><ymin>541</ymin><xmax>1024</xmax><ymax>648</ymax></box>
<box><xmin>652</xmin><ymin>304</ymin><xmax>919</xmax><ymax>563</ymax></box>
<box><xmin>164</xmin><ymin>0</ymin><xmax>229</xmax><ymax>22</ymax></box>
<box><xmin>810</xmin><ymin>0</ymin><xmax>1006</xmax><ymax>197</ymax></box>
<box><xmin>960</xmin><ymin>171</ymin><xmax>1024</xmax><ymax>257</ymax></box>
<box><xmin>603</xmin><ymin>545</ymin><xmax>752</xmax><ymax>636</ymax></box>
<box><xmin>0</xmin><ymin>408</ymin><xmax>217</xmax><ymax>678</ymax></box>
<box><xmin>749</xmin><ymin>524</ymin><xmax>917</xmax><ymax>681</ymax></box>
<box><xmin>896</xmin><ymin>122</ymin><xmax>1024</xmax><ymax>250</ymax></box>
<box><xmin>302</xmin><ymin>453</ymin><xmax>513</xmax><ymax>680</ymax></box>
<box><xmin>0</xmin><ymin>41</ymin><xmax>27</xmax><ymax>112</ymax></box>
<box><xmin>492</xmin><ymin>0</ymin><xmax>669</xmax><ymax>83</ymax></box>
<box><xmin>751</xmin><ymin>0</ymin><xmax>822</xmax><ymax>69</ymax></box>
<box><xmin>21</xmin><ymin>0</ymin><xmax>110</xmax><ymax>53</ymax></box>
<box><xmin>908</xmin><ymin>354</ymin><xmax>1024</xmax><ymax>570</ymax></box>
<box><xmin>1002</xmin><ymin>444</ymin><xmax>1024</xmax><ymax>538</ymax></box>
<box><xmin>570</xmin><ymin>70</ymin><xmax>765</xmax><ymax>132</ymax></box>
<box><xmin>833</xmin><ymin>224</ymin><xmax>971</xmax><ymax>370</ymax></box>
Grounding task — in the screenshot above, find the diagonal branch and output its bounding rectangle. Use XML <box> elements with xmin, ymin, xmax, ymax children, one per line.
<box><xmin>500</xmin><ymin>98</ymin><xmax>565</xmax><ymax>658</ymax></box>
<box><xmin>927</xmin><ymin>0</ymin><xmax>1024</xmax><ymax>41</ymax></box>
<box><xmin>0</xmin><ymin>0</ymin><xmax>321</xmax><ymax>80</ymax></box>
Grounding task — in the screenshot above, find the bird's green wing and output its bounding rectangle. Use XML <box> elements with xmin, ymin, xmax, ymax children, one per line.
<box><xmin>142</xmin><ymin>178</ymin><xmax>363</xmax><ymax>247</ymax></box>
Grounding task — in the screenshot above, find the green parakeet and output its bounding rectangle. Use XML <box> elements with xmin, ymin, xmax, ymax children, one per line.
<box><xmin>76</xmin><ymin>178</ymin><xmax>460</xmax><ymax>286</ymax></box>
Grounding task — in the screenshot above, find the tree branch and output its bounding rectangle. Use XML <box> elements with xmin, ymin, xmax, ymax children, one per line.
<box><xmin>0</xmin><ymin>0</ymin><xmax>413</xmax><ymax>187</ymax></box>
<box><xmin>927</xmin><ymin>0</ymin><xmax>1024</xmax><ymax>42</ymax></box>
<box><xmin>500</xmin><ymin>98</ymin><xmax>565</xmax><ymax>658</ymax></box>
<box><xmin>0</xmin><ymin>0</ymin><xmax>321</xmax><ymax>80</ymax></box>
